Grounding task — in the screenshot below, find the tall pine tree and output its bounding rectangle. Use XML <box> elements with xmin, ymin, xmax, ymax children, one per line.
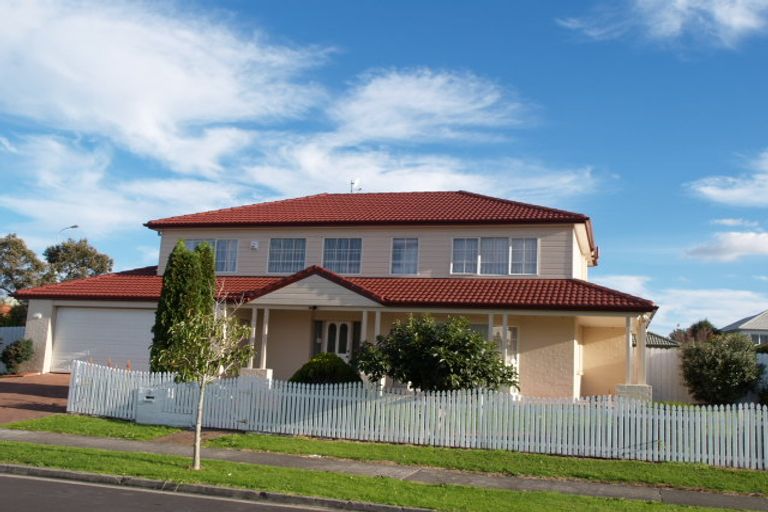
<box><xmin>150</xmin><ymin>241</ymin><xmax>216</xmax><ymax>372</ymax></box>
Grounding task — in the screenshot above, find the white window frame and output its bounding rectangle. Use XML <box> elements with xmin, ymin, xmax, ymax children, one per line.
<box><xmin>322</xmin><ymin>237</ymin><xmax>363</xmax><ymax>275</ymax></box>
<box><xmin>267</xmin><ymin>238</ymin><xmax>307</xmax><ymax>274</ymax></box>
<box><xmin>450</xmin><ymin>237</ymin><xmax>539</xmax><ymax>276</ymax></box>
<box><xmin>509</xmin><ymin>237</ymin><xmax>540</xmax><ymax>276</ymax></box>
<box><xmin>185</xmin><ymin>239</ymin><xmax>238</xmax><ymax>274</ymax></box>
<box><xmin>450</xmin><ymin>237</ymin><xmax>480</xmax><ymax>275</ymax></box>
<box><xmin>390</xmin><ymin>237</ymin><xmax>419</xmax><ymax>275</ymax></box>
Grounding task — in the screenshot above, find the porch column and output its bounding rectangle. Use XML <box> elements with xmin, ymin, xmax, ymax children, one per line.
<box><xmin>360</xmin><ymin>310</ymin><xmax>368</xmax><ymax>343</ymax></box>
<box><xmin>625</xmin><ymin>316</ymin><xmax>634</xmax><ymax>384</ymax></box>
<box><xmin>636</xmin><ymin>315</ymin><xmax>648</xmax><ymax>385</ymax></box>
<box><xmin>502</xmin><ymin>313</ymin><xmax>509</xmax><ymax>363</ymax></box>
<box><xmin>248</xmin><ymin>308</ymin><xmax>258</xmax><ymax>369</ymax></box>
<box><xmin>374</xmin><ymin>310</ymin><xmax>382</xmax><ymax>337</ymax></box>
<box><xmin>259</xmin><ymin>307</ymin><xmax>270</xmax><ymax>370</ymax></box>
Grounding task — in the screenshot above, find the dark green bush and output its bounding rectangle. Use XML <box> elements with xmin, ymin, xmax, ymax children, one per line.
<box><xmin>681</xmin><ymin>333</ymin><xmax>763</xmax><ymax>404</ymax></box>
<box><xmin>290</xmin><ymin>353</ymin><xmax>361</xmax><ymax>384</ymax></box>
<box><xmin>353</xmin><ymin>315</ymin><xmax>518</xmax><ymax>392</ymax></box>
<box><xmin>1</xmin><ymin>338</ymin><xmax>34</xmax><ymax>374</ymax></box>
<box><xmin>756</xmin><ymin>344</ymin><xmax>768</xmax><ymax>354</ymax></box>
<box><xmin>758</xmin><ymin>387</ymin><xmax>768</xmax><ymax>407</ymax></box>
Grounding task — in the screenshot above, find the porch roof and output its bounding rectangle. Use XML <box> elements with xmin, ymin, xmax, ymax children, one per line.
<box><xmin>16</xmin><ymin>265</ymin><xmax>657</xmax><ymax>313</ymax></box>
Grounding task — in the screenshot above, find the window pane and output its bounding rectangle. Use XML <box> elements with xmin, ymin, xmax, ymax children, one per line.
<box><xmin>324</xmin><ymin>238</ymin><xmax>362</xmax><ymax>273</ymax></box>
<box><xmin>338</xmin><ymin>324</ymin><xmax>348</xmax><ymax>353</ymax></box>
<box><xmin>480</xmin><ymin>237</ymin><xmax>509</xmax><ymax>275</ymax></box>
<box><xmin>214</xmin><ymin>240</ymin><xmax>238</xmax><ymax>272</ymax></box>
<box><xmin>452</xmin><ymin>238</ymin><xmax>478</xmax><ymax>273</ymax></box>
<box><xmin>327</xmin><ymin>323</ymin><xmax>337</xmax><ymax>353</ymax></box>
<box><xmin>391</xmin><ymin>238</ymin><xmax>418</xmax><ymax>274</ymax></box>
<box><xmin>268</xmin><ymin>238</ymin><xmax>306</xmax><ymax>273</ymax></box>
<box><xmin>510</xmin><ymin>238</ymin><xmax>537</xmax><ymax>274</ymax></box>
<box><xmin>184</xmin><ymin>239</ymin><xmax>215</xmax><ymax>252</ymax></box>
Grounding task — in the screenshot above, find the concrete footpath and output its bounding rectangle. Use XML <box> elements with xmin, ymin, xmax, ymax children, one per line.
<box><xmin>0</xmin><ymin>428</ymin><xmax>766</xmax><ymax>511</ymax></box>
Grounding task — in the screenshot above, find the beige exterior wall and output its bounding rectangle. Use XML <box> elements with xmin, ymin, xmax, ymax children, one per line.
<box><xmin>515</xmin><ymin>315</ymin><xmax>577</xmax><ymax>398</ymax></box>
<box><xmin>580</xmin><ymin>326</ymin><xmax>627</xmax><ymax>396</ymax></box>
<box><xmin>157</xmin><ymin>224</ymin><xmax>579</xmax><ymax>278</ymax></box>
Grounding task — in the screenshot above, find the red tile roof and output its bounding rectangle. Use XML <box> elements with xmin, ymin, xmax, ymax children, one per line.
<box><xmin>16</xmin><ymin>266</ymin><xmax>656</xmax><ymax>313</ymax></box>
<box><xmin>145</xmin><ymin>191</ymin><xmax>590</xmax><ymax>228</ymax></box>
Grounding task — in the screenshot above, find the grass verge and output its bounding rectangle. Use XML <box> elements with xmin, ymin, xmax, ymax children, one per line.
<box><xmin>208</xmin><ymin>432</ymin><xmax>768</xmax><ymax>496</ymax></box>
<box><xmin>4</xmin><ymin>414</ymin><xmax>180</xmax><ymax>441</ymax></box>
<box><xmin>0</xmin><ymin>440</ymin><xmax>727</xmax><ymax>512</ymax></box>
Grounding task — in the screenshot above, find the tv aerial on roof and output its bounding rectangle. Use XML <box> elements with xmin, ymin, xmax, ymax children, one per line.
<box><xmin>349</xmin><ymin>178</ymin><xmax>362</xmax><ymax>193</ymax></box>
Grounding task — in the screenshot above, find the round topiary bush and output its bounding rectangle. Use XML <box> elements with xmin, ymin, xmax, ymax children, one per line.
<box><xmin>289</xmin><ymin>353</ymin><xmax>361</xmax><ymax>384</ymax></box>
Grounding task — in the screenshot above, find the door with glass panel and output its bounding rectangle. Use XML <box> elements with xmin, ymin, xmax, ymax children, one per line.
<box><xmin>324</xmin><ymin>321</ymin><xmax>352</xmax><ymax>361</ymax></box>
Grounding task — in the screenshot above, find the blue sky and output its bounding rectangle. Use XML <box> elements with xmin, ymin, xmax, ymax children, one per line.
<box><xmin>1</xmin><ymin>0</ymin><xmax>767</xmax><ymax>334</ymax></box>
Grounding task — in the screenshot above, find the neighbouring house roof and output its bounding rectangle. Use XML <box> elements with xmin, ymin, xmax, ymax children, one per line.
<box><xmin>632</xmin><ymin>331</ymin><xmax>679</xmax><ymax>349</ymax></box>
<box><xmin>721</xmin><ymin>309</ymin><xmax>768</xmax><ymax>332</ymax></box>
<box><xmin>15</xmin><ymin>265</ymin><xmax>657</xmax><ymax>313</ymax></box>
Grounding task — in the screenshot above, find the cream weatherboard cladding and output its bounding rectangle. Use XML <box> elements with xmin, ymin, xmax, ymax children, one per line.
<box><xmin>157</xmin><ymin>224</ymin><xmax>577</xmax><ymax>278</ymax></box>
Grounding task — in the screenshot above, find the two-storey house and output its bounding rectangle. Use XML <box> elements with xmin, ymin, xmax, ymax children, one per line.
<box><xmin>17</xmin><ymin>191</ymin><xmax>657</xmax><ymax>398</ymax></box>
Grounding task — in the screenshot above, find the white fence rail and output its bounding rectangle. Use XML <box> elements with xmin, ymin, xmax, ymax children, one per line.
<box><xmin>648</xmin><ymin>348</ymin><xmax>768</xmax><ymax>404</ymax></box>
<box><xmin>67</xmin><ymin>361</ymin><xmax>768</xmax><ymax>469</ymax></box>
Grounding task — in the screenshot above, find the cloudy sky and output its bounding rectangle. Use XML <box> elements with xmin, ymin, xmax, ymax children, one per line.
<box><xmin>1</xmin><ymin>0</ymin><xmax>767</xmax><ymax>334</ymax></box>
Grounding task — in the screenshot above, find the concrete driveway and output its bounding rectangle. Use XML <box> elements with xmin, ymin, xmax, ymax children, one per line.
<box><xmin>0</xmin><ymin>373</ymin><xmax>70</xmax><ymax>424</ymax></box>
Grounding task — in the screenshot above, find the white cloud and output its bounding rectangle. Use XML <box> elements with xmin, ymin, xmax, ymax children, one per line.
<box><xmin>593</xmin><ymin>274</ymin><xmax>768</xmax><ymax>334</ymax></box>
<box><xmin>0</xmin><ymin>136</ymin><xmax>247</xmax><ymax>244</ymax></box>
<box><xmin>755</xmin><ymin>275</ymin><xmax>768</xmax><ymax>281</ymax></box>
<box><xmin>0</xmin><ymin>0</ymin><xmax>326</xmax><ymax>176</ymax></box>
<box><xmin>591</xmin><ymin>274</ymin><xmax>653</xmax><ymax>297</ymax></box>
<box><xmin>328</xmin><ymin>69</ymin><xmax>524</xmax><ymax>145</ymax></box>
<box><xmin>711</xmin><ymin>217</ymin><xmax>760</xmax><ymax>228</ymax></box>
<box><xmin>686</xmin><ymin>231</ymin><xmax>768</xmax><ymax>260</ymax></box>
<box><xmin>559</xmin><ymin>0</ymin><xmax>768</xmax><ymax>47</ymax></box>
<box><xmin>689</xmin><ymin>150</ymin><xmax>768</xmax><ymax>206</ymax></box>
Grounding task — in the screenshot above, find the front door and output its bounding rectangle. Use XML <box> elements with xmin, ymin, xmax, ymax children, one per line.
<box><xmin>324</xmin><ymin>321</ymin><xmax>352</xmax><ymax>361</ymax></box>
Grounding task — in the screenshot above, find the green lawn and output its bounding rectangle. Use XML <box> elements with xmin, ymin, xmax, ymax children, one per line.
<box><xmin>4</xmin><ymin>414</ymin><xmax>180</xmax><ymax>440</ymax></box>
<box><xmin>0</xmin><ymin>441</ymin><xmax>727</xmax><ymax>512</ymax></box>
<box><xmin>208</xmin><ymin>432</ymin><xmax>768</xmax><ymax>496</ymax></box>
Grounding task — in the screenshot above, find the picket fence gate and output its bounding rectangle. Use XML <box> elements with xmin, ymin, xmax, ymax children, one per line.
<box><xmin>67</xmin><ymin>361</ymin><xmax>768</xmax><ymax>469</ymax></box>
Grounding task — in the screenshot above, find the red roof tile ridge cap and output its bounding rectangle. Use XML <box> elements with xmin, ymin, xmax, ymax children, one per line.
<box><xmin>570</xmin><ymin>278</ymin><xmax>657</xmax><ymax>307</ymax></box>
<box><xmin>456</xmin><ymin>190</ymin><xmax>590</xmax><ymax>220</ymax></box>
<box><xmin>144</xmin><ymin>193</ymin><xmax>331</xmax><ymax>227</ymax></box>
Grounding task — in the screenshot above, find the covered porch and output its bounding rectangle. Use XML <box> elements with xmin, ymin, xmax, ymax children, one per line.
<box><xmin>234</xmin><ymin>303</ymin><xmax>653</xmax><ymax>399</ymax></box>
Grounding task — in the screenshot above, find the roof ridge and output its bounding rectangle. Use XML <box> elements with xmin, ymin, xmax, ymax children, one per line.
<box><xmin>144</xmin><ymin>193</ymin><xmax>331</xmax><ymax>227</ymax></box>
<box><xmin>456</xmin><ymin>190</ymin><xmax>589</xmax><ymax>220</ymax></box>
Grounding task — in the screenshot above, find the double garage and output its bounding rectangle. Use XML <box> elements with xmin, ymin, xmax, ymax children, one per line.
<box><xmin>50</xmin><ymin>306</ymin><xmax>155</xmax><ymax>372</ymax></box>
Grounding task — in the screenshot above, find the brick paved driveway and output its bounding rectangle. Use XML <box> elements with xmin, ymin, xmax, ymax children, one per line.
<box><xmin>0</xmin><ymin>373</ymin><xmax>69</xmax><ymax>424</ymax></box>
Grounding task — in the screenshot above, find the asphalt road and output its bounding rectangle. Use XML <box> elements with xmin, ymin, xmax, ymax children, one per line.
<box><xmin>0</xmin><ymin>474</ymin><xmax>344</xmax><ymax>511</ymax></box>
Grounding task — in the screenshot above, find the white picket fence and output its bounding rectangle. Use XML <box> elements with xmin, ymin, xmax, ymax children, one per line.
<box><xmin>648</xmin><ymin>349</ymin><xmax>768</xmax><ymax>403</ymax></box>
<box><xmin>67</xmin><ymin>361</ymin><xmax>768</xmax><ymax>469</ymax></box>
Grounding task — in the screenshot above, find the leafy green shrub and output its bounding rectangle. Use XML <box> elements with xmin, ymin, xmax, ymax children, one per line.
<box><xmin>290</xmin><ymin>353</ymin><xmax>361</xmax><ymax>384</ymax></box>
<box><xmin>353</xmin><ymin>315</ymin><xmax>518</xmax><ymax>392</ymax></box>
<box><xmin>681</xmin><ymin>333</ymin><xmax>763</xmax><ymax>404</ymax></box>
<box><xmin>756</xmin><ymin>344</ymin><xmax>768</xmax><ymax>354</ymax></box>
<box><xmin>1</xmin><ymin>338</ymin><xmax>34</xmax><ymax>374</ymax></box>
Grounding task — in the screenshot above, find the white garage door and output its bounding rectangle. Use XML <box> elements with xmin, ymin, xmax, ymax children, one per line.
<box><xmin>53</xmin><ymin>307</ymin><xmax>155</xmax><ymax>372</ymax></box>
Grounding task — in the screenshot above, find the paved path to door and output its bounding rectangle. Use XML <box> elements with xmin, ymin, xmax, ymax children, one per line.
<box><xmin>0</xmin><ymin>374</ymin><xmax>69</xmax><ymax>424</ymax></box>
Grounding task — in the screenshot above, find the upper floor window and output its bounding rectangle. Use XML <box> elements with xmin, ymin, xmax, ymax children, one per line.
<box><xmin>451</xmin><ymin>237</ymin><xmax>538</xmax><ymax>276</ymax></box>
<box><xmin>323</xmin><ymin>238</ymin><xmax>362</xmax><ymax>274</ymax></box>
<box><xmin>391</xmin><ymin>238</ymin><xmax>419</xmax><ymax>275</ymax></box>
<box><xmin>510</xmin><ymin>238</ymin><xmax>538</xmax><ymax>275</ymax></box>
<box><xmin>452</xmin><ymin>238</ymin><xmax>478</xmax><ymax>274</ymax></box>
<box><xmin>751</xmin><ymin>334</ymin><xmax>768</xmax><ymax>345</ymax></box>
<box><xmin>185</xmin><ymin>239</ymin><xmax>238</xmax><ymax>273</ymax></box>
<box><xmin>268</xmin><ymin>238</ymin><xmax>306</xmax><ymax>273</ymax></box>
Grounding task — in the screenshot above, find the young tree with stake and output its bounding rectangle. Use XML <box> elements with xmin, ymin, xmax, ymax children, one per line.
<box><xmin>155</xmin><ymin>304</ymin><xmax>253</xmax><ymax>470</ymax></box>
